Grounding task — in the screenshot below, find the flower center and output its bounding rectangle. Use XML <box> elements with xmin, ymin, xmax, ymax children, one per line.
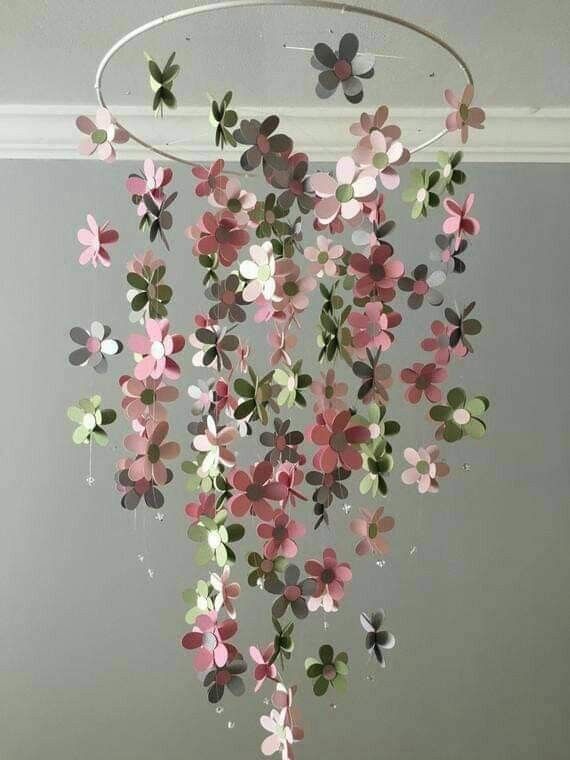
<box><xmin>227</xmin><ymin>198</ymin><xmax>242</xmax><ymax>213</ymax></box>
<box><xmin>452</xmin><ymin>408</ymin><xmax>471</xmax><ymax>425</ymax></box>
<box><xmin>416</xmin><ymin>375</ymin><xmax>430</xmax><ymax>390</ymax></box>
<box><xmin>416</xmin><ymin>460</ymin><xmax>430</xmax><ymax>475</ymax></box>
<box><xmin>413</xmin><ymin>280</ymin><xmax>429</xmax><ymax>295</ymax></box>
<box><xmin>257</xmin><ymin>264</ymin><xmax>271</xmax><ymax>282</ymax></box>
<box><xmin>368</xmin><ymin>423</ymin><xmax>381</xmax><ymax>439</ymax></box>
<box><xmin>416</xmin><ymin>188</ymin><xmax>428</xmax><ymax>203</ymax></box>
<box><xmin>333</xmin><ymin>59</ymin><xmax>352</xmax><ymax>81</ymax></box>
<box><xmin>443</xmin><ymin>163</ymin><xmax>452</xmax><ymax>178</ymax></box>
<box><xmin>91</xmin><ymin>129</ymin><xmax>108</xmax><ymax>144</ymax></box>
<box><xmin>324</xmin><ymin>385</ymin><xmax>334</xmax><ymax>399</ymax></box>
<box><xmin>147</xmin><ymin>443</ymin><xmax>161</xmax><ymax>463</ymax></box>
<box><xmin>317</xmin><ymin>250</ymin><xmax>329</xmax><ymax>264</ymax></box>
<box><xmin>275</xmin><ymin>434</ymin><xmax>287</xmax><ymax>451</ymax></box>
<box><xmin>459</xmin><ymin>103</ymin><xmax>470</xmax><ymax>122</ymax></box>
<box><xmin>208</xmin><ymin>531</ymin><xmax>222</xmax><ymax>549</ymax></box>
<box><xmin>265</xmin><ymin>210</ymin><xmax>276</xmax><ymax>224</ymax></box>
<box><xmin>372</xmin><ymin>152</ymin><xmax>389</xmax><ymax>171</ymax></box>
<box><xmin>321</xmin><ymin>568</ymin><xmax>335</xmax><ymax>584</ymax></box>
<box><xmin>260</xmin><ymin>559</ymin><xmax>274</xmax><ymax>573</ymax></box>
<box><xmin>273</xmin><ymin>525</ymin><xmax>288</xmax><ymax>541</ymax></box>
<box><xmin>329</xmin><ymin>432</ymin><xmax>347</xmax><ymax>452</ymax></box>
<box><xmin>151</xmin><ymin>341</ymin><xmax>165</xmax><ymax>359</ymax></box>
<box><xmin>86</xmin><ymin>337</ymin><xmax>101</xmax><ymax>353</ymax></box>
<box><xmin>140</xmin><ymin>388</ymin><xmax>156</xmax><ymax>405</ymax></box>
<box><xmin>323</xmin><ymin>664</ymin><xmax>337</xmax><ymax>680</ymax></box>
<box><xmin>368</xmin><ymin>523</ymin><xmax>379</xmax><ymax>539</ymax></box>
<box><xmin>215</xmin><ymin>226</ymin><xmax>231</xmax><ymax>244</ymax></box>
<box><xmin>284</xmin><ymin>585</ymin><xmax>301</xmax><ymax>602</ymax></box>
<box><xmin>202</xmin><ymin>631</ymin><xmax>218</xmax><ymax>651</ymax></box>
<box><xmin>83</xmin><ymin>413</ymin><xmax>97</xmax><ymax>431</ymax></box>
<box><xmin>286</xmin><ymin>376</ymin><xmax>296</xmax><ymax>391</ymax></box>
<box><xmin>283</xmin><ymin>281</ymin><xmax>299</xmax><ymax>297</ymax></box>
<box><xmin>246</xmin><ymin>483</ymin><xmax>264</xmax><ymax>501</ymax></box>
<box><xmin>335</xmin><ymin>184</ymin><xmax>354</xmax><ymax>203</ymax></box>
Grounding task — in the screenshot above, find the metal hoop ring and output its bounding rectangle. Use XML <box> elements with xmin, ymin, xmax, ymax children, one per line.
<box><xmin>94</xmin><ymin>0</ymin><xmax>474</xmax><ymax>166</ymax></box>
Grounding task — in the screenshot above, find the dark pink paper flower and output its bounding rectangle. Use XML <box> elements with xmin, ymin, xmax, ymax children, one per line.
<box><xmin>182</xmin><ymin>611</ymin><xmax>238</xmax><ymax>672</ymax></box>
<box><xmin>227</xmin><ymin>462</ymin><xmax>288</xmax><ymax>521</ymax></box>
<box><xmin>124</xmin><ymin>421</ymin><xmax>180</xmax><ymax>485</ymax></box>
<box><xmin>185</xmin><ymin>492</ymin><xmax>216</xmax><ymax>524</ymax></box>
<box><xmin>443</xmin><ymin>192</ymin><xmax>480</xmax><ymax>251</ymax></box>
<box><xmin>128</xmin><ymin>318</ymin><xmax>184</xmax><ymax>381</ymax></box>
<box><xmin>349</xmin><ymin>242</ymin><xmax>404</xmax><ymax>301</ymax></box>
<box><xmin>304</xmin><ymin>547</ymin><xmax>352</xmax><ymax>612</ymax></box>
<box><xmin>308</xmin><ymin>409</ymin><xmax>370</xmax><ymax>473</ymax></box>
<box><xmin>349</xmin><ymin>105</ymin><xmax>402</xmax><ymax>141</ymax></box>
<box><xmin>274</xmin><ymin>462</ymin><xmax>307</xmax><ymax>509</ymax></box>
<box><xmin>249</xmin><ymin>643</ymin><xmax>278</xmax><ymax>692</ymax></box>
<box><xmin>400</xmin><ymin>362</ymin><xmax>447</xmax><ymax>404</ymax></box>
<box><xmin>421</xmin><ymin>320</ymin><xmax>467</xmax><ymax>365</ymax></box>
<box><xmin>186</xmin><ymin>211</ymin><xmax>249</xmax><ymax>267</ymax></box>
<box><xmin>444</xmin><ymin>84</ymin><xmax>486</xmax><ymax>144</ymax></box>
<box><xmin>77</xmin><ymin>214</ymin><xmax>118</xmax><ymax>268</ymax></box>
<box><xmin>350</xmin><ymin>506</ymin><xmax>394</xmax><ymax>556</ymax></box>
<box><xmin>192</xmin><ymin>159</ymin><xmax>227</xmax><ymax>197</ymax></box>
<box><xmin>257</xmin><ymin>509</ymin><xmax>306</xmax><ymax>559</ymax></box>
<box><xmin>348</xmin><ymin>301</ymin><xmax>401</xmax><ymax>355</ymax></box>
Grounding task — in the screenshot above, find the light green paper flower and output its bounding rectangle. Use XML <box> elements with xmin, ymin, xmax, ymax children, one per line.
<box><xmin>402</xmin><ymin>168</ymin><xmax>440</xmax><ymax>219</ymax></box>
<box><xmin>67</xmin><ymin>395</ymin><xmax>116</xmax><ymax>446</ymax></box>
<box><xmin>187</xmin><ymin>509</ymin><xmax>245</xmax><ymax>567</ymax></box>
<box><xmin>305</xmin><ymin>645</ymin><xmax>349</xmax><ymax>696</ymax></box>
<box><xmin>273</xmin><ymin>361</ymin><xmax>312</xmax><ymax>408</ymax></box>
<box><xmin>436</xmin><ymin>151</ymin><xmax>465</xmax><ymax>195</ymax></box>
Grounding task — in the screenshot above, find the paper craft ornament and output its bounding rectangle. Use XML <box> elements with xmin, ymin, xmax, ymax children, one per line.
<box><xmin>67</xmin><ymin>395</ymin><xmax>116</xmax><ymax>445</ymax></box>
<box><xmin>68</xmin><ymin>322</ymin><xmax>122</xmax><ymax>373</ymax></box>
<box><xmin>429</xmin><ymin>388</ymin><xmax>489</xmax><ymax>442</ymax></box>
<box><xmin>305</xmin><ymin>645</ymin><xmax>349</xmax><ymax>695</ymax></box>
<box><xmin>360</xmin><ymin>610</ymin><xmax>396</xmax><ymax>667</ymax></box>
<box><xmin>146</xmin><ymin>51</ymin><xmax>180</xmax><ymax>116</ymax></box>
<box><xmin>312</xmin><ymin>33</ymin><xmax>374</xmax><ymax>104</ymax></box>
<box><xmin>209</xmin><ymin>91</ymin><xmax>239</xmax><ymax>149</ymax></box>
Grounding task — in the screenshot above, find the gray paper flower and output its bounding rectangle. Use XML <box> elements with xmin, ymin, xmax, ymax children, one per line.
<box><xmin>203</xmin><ymin>655</ymin><xmax>247</xmax><ymax>703</ymax></box>
<box><xmin>68</xmin><ymin>321</ymin><xmax>122</xmax><ymax>374</ymax></box>
<box><xmin>266</xmin><ymin>563</ymin><xmax>317</xmax><ymax>619</ymax></box>
<box><xmin>233</xmin><ymin>115</ymin><xmax>292</xmax><ymax>173</ymax></box>
<box><xmin>398</xmin><ymin>265</ymin><xmax>446</xmax><ymax>309</ymax></box>
<box><xmin>360</xmin><ymin>610</ymin><xmax>396</xmax><ymax>667</ymax></box>
<box><xmin>311</xmin><ymin>33</ymin><xmax>374</xmax><ymax>104</ymax></box>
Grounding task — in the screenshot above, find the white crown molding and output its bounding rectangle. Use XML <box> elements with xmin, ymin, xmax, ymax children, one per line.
<box><xmin>0</xmin><ymin>104</ymin><xmax>569</xmax><ymax>162</ymax></box>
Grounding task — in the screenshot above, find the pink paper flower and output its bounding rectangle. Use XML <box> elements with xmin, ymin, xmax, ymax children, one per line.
<box><xmin>274</xmin><ymin>260</ymin><xmax>316</xmax><ymax>314</ymax></box>
<box><xmin>274</xmin><ymin>463</ymin><xmax>307</xmax><ymax>509</ymax></box>
<box><xmin>76</xmin><ymin>108</ymin><xmax>129</xmax><ymax>161</ymax></box>
<box><xmin>349</xmin><ymin>242</ymin><xmax>404</xmax><ymax>301</ymax></box>
<box><xmin>119</xmin><ymin>375</ymin><xmax>179</xmax><ymax>422</ymax></box>
<box><xmin>311</xmin><ymin>369</ymin><xmax>348</xmax><ymax>414</ymax></box>
<box><xmin>192</xmin><ymin>414</ymin><xmax>237</xmax><ymax>471</ymax></box>
<box><xmin>127</xmin><ymin>249</ymin><xmax>164</xmax><ymax>278</ymax></box>
<box><xmin>303</xmin><ymin>236</ymin><xmax>344</xmax><ymax>278</ymax></box>
<box><xmin>352</xmin><ymin>131</ymin><xmax>407</xmax><ymax>190</ymax></box>
<box><xmin>77</xmin><ymin>214</ymin><xmax>118</xmax><ymax>268</ymax></box>
<box><xmin>348</xmin><ymin>301</ymin><xmax>402</xmax><ymax>355</ymax></box>
<box><xmin>421</xmin><ymin>320</ymin><xmax>468</xmax><ymax>365</ymax></box>
<box><xmin>128</xmin><ymin>318</ymin><xmax>184</xmax><ymax>381</ymax></box>
<box><xmin>349</xmin><ymin>105</ymin><xmax>402</xmax><ymax>141</ymax></box>
<box><xmin>401</xmin><ymin>445</ymin><xmax>450</xmax><ymax>493</ymax></box>
<box><xmin>227</xmin><ymin>461</ymin><xmax>288</xmax><ymax>521</ymax></box>
<box><xmin>400</xmin><ymin>362</ymin><xmax>448</xmax><ymax>404</ymax></box>
<box><xmin>192</xmin><ymin>159</ymin><xmax>227</xmax><ymax>198</ymax></box>
<box><xmin>257</xmin><ymin>509</ymin><xmax>306</xmax><ymax>559</ymax></box>
<box><xmin>362</xmin><ymin>193</ymin><xmax>386</xmax><ymax>226</ymax></box>
<box><xmin>185</xmin><ymin>492</ymin><xmax>216</xmax><ymax>524</ymax></box>
<box><xmin>305</xmin><ymin>547</ymin><xmax>352</xmax><ymax>612</ymax></box>
<box><xmin>212</xmin><ymin>176</ymin><xmax>257</xmax><ymax>226</ymax></box>
<box><xmin>350</xmin><ymin>506</ymin><xmax>395</xmax><ymax>556</ymax></box>
<box><xmin>310</xmin><ymin>156</ymin><xmax>376</xmax><ymax>226</ymax></box>
<box><xmin>271</xmin><ymin>683</ymin><xmax>304</xmax><ymax>742</ymax></box>
<box><xmin>124</xmin><ymin>421</ymin><xmax>180</xmax><ymax>485</ymax></box>
<box><xmin>250</xmin><ymin>643</ymin><xmax>278</xmax><ymax>692</ymax></box>
<box><xmin>260</xmin><ymin>708</ymin><xmax>294</xmax><ymax>758</ymax></box>
<box><xmin>268</xmin><ymin>328</ymin><xmax>298</xmax><ymax>367</ymax></box>
<box><xmin>239</xmin><ymin>242</ymin><xmax>277</xmax><ymax>302</ymax></box>
<box><xmin>211</xmin><ymin>565</ymin><xmax>241</xmax><ymax>619</ymax></box>
<box><xmin>308</xmin><ymin>409</ymin><xmax>370</xmax><ymax>472</ymax></box>
<box><xmin>443</xmin><ymin>192</ymin><xmax>480</xmax><ymax>251</ymax></box>
<box><xmin>186</xmin><ymin>211</ymin><xmax>249</xmax><ymax>267</ymax></box>
<box><xmin>444</xmin><ymin>84</ymin><xmax>486</xmax><ymax>144</ymax></box>
<box><xmin>182</xmin><ymin>611</ymin><xmax>238</xmax><ymax>672</ymax></box>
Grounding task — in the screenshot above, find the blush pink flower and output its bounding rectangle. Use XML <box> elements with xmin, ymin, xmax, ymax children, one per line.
<box><xmin>352</xmin><ymin>131</ymin><xmax>407</xmax><ymax>190</ymax></box>
<box><xmin>311</xmin><ymin>369</ymin><xmax>348</xmax><ymax>414</ymax></box>
<box><xmin>257</xmin><ymin>510</ymin><xmax>306</xmax><ymax>559</ymax></box>
<box><xmin>211</xmin><ymin>565</ymin><xmax>241</xmax><ymax>619</ymax></box>
<box><xmin>250</xmin><ymin>643</ymin><xmax>278</xmax><ymax>692</ymax></box>
<box><xmin>192</xmin><ymin>414</ymin><xmax>237</xmax><ymax>471</ymax></box>
<box><xmin>271</xmin><ymin>683</ymin><xmax>304</xmax><ymax>742</ymax></box>
<box><xmin>274</xmin><ymin>463</ymin><xmax>307</xmax><ymax>509</ymax></box>
<box><xmin>444</xmin><ymin>84</ymin><xmax>486</xmax><ymax>144</ymax></box>
<box><xmin>348</xmin><ymin>301</ymin><xmax>402</xmax><ymax>355</ymax></box>
<box><xmin>268</xmin><ymin>327</ymin><xmax>297</xmax><ymax>367</ymax></box>
<box><xmin>124</xmin><ymin>421</ymin><xmax>180</xmax><ymax>485</ymax></box>
<box><xmin>443</xmin><ymin>192</ymin><xmax>480</xmax><ymax>251</ymax></box>
<box><xmin>119</xmin><ymin>375</ymin><xmax>179</xmax><ymax>422</ymax></box>
<box><xmin>186</xmin><ymin>211</ymin><xmax>249</xmax><ymax>267</ymax></box>
<box><xmin>260</xmin><ymin>708</ymin><xmax>294</xmax><ymax>758</ymax></box>
<box><xmin>350</xmin><ymin>506</ymin><xmax>395</xmax><ymax>556</ymax></box>
<box><xmin>400</xmin><ymin>362</ymin><xmax>447</xmax><ymax>404</ymax></box>
<box><xmin>274</xmin><ymin>260</ymin><xmax>316</xmax><ymax>314</ymax></box>
<box><xmin>192</xmin><ymin>159</ymin><xmax>227</xmax><ymax>197</ymax></box>
<box><xmin>77</xmin><ymin>214</ymin><xmax>118</xmax><ymax>268</ymax></box>
<box><xmin>303</xmin><ymin>236</ymin><xmax>344</xmax><ymax>278</ymax></box>
<box><xmin>421</xmin><ymin>320</ymin><xmax>468</xmax><ymax>365</ymax></box>
<box><xmin>227</xmin><ymin>461</ymin><xmax>288</xmax><ymax>521</ymax></box>
<box><xmin>76</xmin><ymin>107</ymin><xmax>129</xmax><ymax>161</ymax></box>
<box><xmin>310</xmin><ymin>156</ymin><xmax>376</xmax><ymax>226</ymax></box>
<box><xmin>185</xmin><ymin>492</ymin><xmax>216</xmax><ymax>524</ymax></box>
<box><xmin>127</xmin><ymin>318</ymin><xmax>184</xmax><ymax>381</ymax></box>
<box><xmin>401</xmin><ymin>445</ymin><xmax>450</xmax><ymax>493</ymax></box>
<box><xmin>304</xmin><ymin>547</ymin><xmax>352</xmax><ymax>612</ymax></box>
<box><xmin>349</xmin><ymin>242</ymin><xmax>404</xmax><ymax>301</ymax></box>
<box><xmin>182</xmin><ymin>611</ymin><xmax>238</xmax><ymax>672</ymax></box>
<box><xmin>308</xmin><ymin>409</ymin><xmax>370</xmax><ymax>473</ymax></box>
<box><xmin>349</xmin><ymin>105</ymin><xmax>402</xmax><ymax>141</ymax></box>
<box><xmin>126</xmin><ymin>158</ymin><xmax>173</xmax><ymax>216</ymax></box>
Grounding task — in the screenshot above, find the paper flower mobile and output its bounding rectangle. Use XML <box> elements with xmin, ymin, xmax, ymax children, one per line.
<box><xmin>68</xmin><ymin>322</ymin><xmax>122</xmax><ymax>373</ymax></box>
<box><xmin>146</xmin><ymin>51</ymin><xmax>180</xmax><ymax>116</ymax></box>
<box><xmin>360</xmin><ymin>610</ymin><xmax>396</xmax><ymax>667</ymax></box>
<box><xmin>312</xmin><ymin>32</ymin><xmax>374</xmax><ymax>104</ymax></box>
<box><xmin>305</xmin><ymin>645</ymin><xmax>349</xmax><ymax>695</ymax></box>
<box><xmin>67</xmin><ymin>395</ymin><xmax>116</xmax><ymax>446</ymax></box>
<box><xmin>429</xmin><ymin>387</ymin><xmax>490</xmax><ymax>442</ymax></box>
<box><xmin>77</xmin><ymin>214</ymin><xmax>118</xmax><ymax>268</ymax></box>
<box><xmin>209</xmin><ymin>91</ymin><xmax>238</xmax><ymax>149</ymax></box>
<box><xmin>76</xmin><ymin>107</ymin><xmax>129</xmax><ymax>161</ymax></box>
<box><xmin>71</xmin><ymin>23</ymin><xmax>490</xmax><ymax>757</ymax></box>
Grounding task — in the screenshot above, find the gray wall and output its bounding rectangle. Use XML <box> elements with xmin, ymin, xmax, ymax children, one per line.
<box><xmin>0</xmin><ymin>160</ymin><xmax>569</xmax><ymax>760</ymax></box>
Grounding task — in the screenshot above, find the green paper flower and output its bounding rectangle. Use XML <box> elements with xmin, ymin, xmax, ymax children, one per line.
<box><xmin>182</xmin><ymin>579</ymin><xmax>215</xmax><ymax>624</ymax></box>
<box><xmin>273</xmin><ymin>360</ymin><xmax>312</xmax><ymax>408</ymax></box>
<box><xmin>187</xmin><ymin>509</ymin><xmax>245</xmax><ymax>567</ymax></box>
<box><xmin>402</xmin><ymin>169</ymin><xmax>441</xmax><ymax>219</ymax></box>
<box><xmin>445</xmin><ymin>301</ymin><xmax>482</xmax><ymax>354</ymax></box>
<box><xmin>234</xmin><ymin>367</ymin><xmax>277</xmax><ymax>425</ymax></box>
<box><xmin>317</xmin><ymin>282</ymin><xmax>352</xmax><ymax>364</ymax></box>
<box><xmin>247</xmin><ymin>552</ymin><xmax>287</xmax><ymax>589</ymax></box>
<box><xmin>127</xmin><ymin>265</ymin><xmax>172</xmax><ymax>322</ymax></box>
<box><xmin>429</xmin><ymin>387</ymin><xmax>489</xmax><ymax>442</ymax></box>
<box><xmin>67</xmin><ymin>395</ymin><xmax>116</xmax><ymax>446</ymax></box>
<box><xmin>270</xmin><ymin>617</ymin><xmax>295</xmax><ymax>666</ymax></box>
<box><xmin>249</xmin><ymin>194</ymin><xmax>289</xmax><ymax>239</ymax></box>
<box><xmin>359</xmin><ymin>439</ymin><xmax>394</xmax><ymax>496</ymax></box>
<box><xmin>436</xmin><ymin>151</ymin><xmax>466</xmax><ymax>195</ymax></box>
<box><xmin>305</xmin><ymin>645</ymin><xmax>349</xmax><ymax>696</ymax></box>
<box><xmin>209</xmin><ymin>91</ymin><xmax>238</xmax><ymax>149</ymax></box>
<box><xmin>146</xmin><ymin>51</ymin><xmax>179</xmax><ymax>117</ymax></box>
<box><xmin>353</xmin><ymin>403</ymin><xmax>400</xmax><ymax>454</ymax></box>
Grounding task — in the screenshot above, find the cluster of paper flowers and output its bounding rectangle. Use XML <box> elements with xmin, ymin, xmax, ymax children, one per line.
<box><xmin>69</xmin><ymin>32</ymin><xmax>488</xmax><ymax>759</ymax></box>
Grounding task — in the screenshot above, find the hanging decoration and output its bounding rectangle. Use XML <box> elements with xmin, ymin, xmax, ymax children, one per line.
<box><xmin>70</xmin><ymin>3</ymin><xmax>489</xmax><ymax>757</ymax></box>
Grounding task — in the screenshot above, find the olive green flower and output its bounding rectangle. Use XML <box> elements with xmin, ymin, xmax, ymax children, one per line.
<box><xmin>359</xmin><ymin>439</ymin><xmax>394</xmax><ymax>496</ymax></box>
<box><xmin>305</xmin><ymin>645</ymin><xmax>349</xmax><ymax>696</ymax></box>
<box><xmin>234</xmin><ymin>367</ymin><xmax>277</xmax><ymax>424</ymax></box>
<box><xmin>273</xmin><ymin>361</ymin><xmax>312</xmax><ymax>408</ymax></box>
<box><xmin>436</xmin><ymin>151</ymin><xmax>466</xmax><ymax>195</ymax></box>
<box><xmin>146</xmin><ymin>51</ymin><xmax>179</xmax><ymax>117</ymax></box>
<box><xmin>402</xmin><ymin>169</ymin><xmax>440</xmax><ymax>219</ymax></box>
<box><xmin>429</xmin><ymin>387</ymin><xmax>489</xmax><ymax>442</ymax></box>
<box><xmin>247</xmin><ymin>552</ymin><xmax>287</xmax><ymax>589</ymax></box>
<box><xmin>187</xmin><ymin>509</ymin><xmax>245</xmax><ymax>567</ymax></box>
<box><xmin>209</xmin><ymin>91</ymin><xmax>238</xmax><ymax>149</ymax></box>
<box><xmin>249</xmin><ymin>194</ymin><xmax>289</xmax><ymax>239</ymax></box>
<box><xmin>67</xmin><ymin>395</ymin><xmax>116</xmax><ymax>446</ymax></box>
